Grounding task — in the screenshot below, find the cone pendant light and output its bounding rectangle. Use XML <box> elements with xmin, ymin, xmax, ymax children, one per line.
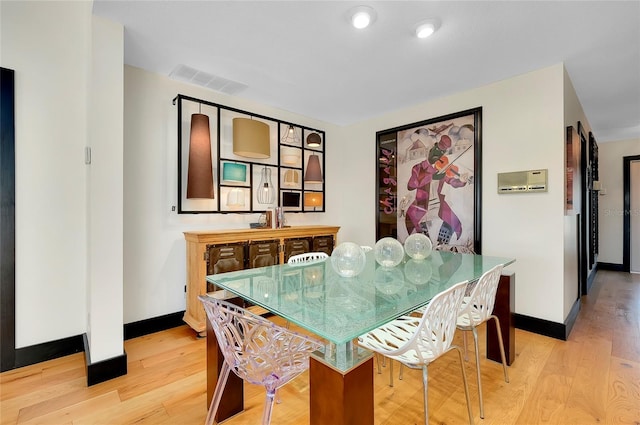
<box><xmin>304</xmin><ymin>154</ymin><xmax>323</xmax><ymax>184</ymax></box>
<box><xmin>186</xmin><ymin>112</ymin><xmax>214</xmax><ymax>198</ymax></box>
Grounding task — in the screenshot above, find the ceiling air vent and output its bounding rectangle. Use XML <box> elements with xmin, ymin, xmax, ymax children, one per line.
<box><xmin>169</xmin><ymin>65</ymin><xmax>248</xmax><ymax>95</ymax></box>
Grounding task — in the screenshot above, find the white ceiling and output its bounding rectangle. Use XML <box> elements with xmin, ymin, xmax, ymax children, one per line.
<box><xmin>92</xmin><ymin>0</ymin><xmax>640</xmax><ymax>142</ymax></box>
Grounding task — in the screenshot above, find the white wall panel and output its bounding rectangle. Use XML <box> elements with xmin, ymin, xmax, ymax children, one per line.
<box><xmin>1</xmin><ymin>1</ymin><xmax>91</xmax><ymax>347</ymax></box>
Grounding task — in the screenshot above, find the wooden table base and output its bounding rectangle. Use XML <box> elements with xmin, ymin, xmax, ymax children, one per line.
<box><xmin>487</xmin><ymin>271</ymin><xmax>515</xmax><ymax>365</ymax></box>
<box><xmin>206</xmin><ymin>313</ymin><xmax>243</xmax><ymax>422</ymax></box>
<box><xmin>309</xmin><ymin>357</ymin><xmax>374</xmax><ymax>425</ymax></box>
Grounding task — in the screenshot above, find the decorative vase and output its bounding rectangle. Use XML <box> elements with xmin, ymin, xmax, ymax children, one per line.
<box><xmin>404</xmin><ymin>233</ymin><xmax>433</xmax><ymax>260</ymax></box>
<box><xmin>374</xmin><ymin>237</ymin><xmax>404</xmax><ymax>268</ymax></box>
<box><xmin>330</xmin><ymin>242</ymin><xmax>366</xmax><ymax>277</ymax></box>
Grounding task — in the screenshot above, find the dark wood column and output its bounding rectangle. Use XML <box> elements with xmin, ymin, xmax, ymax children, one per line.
<box><xmin>487</xmin><ymin>271</ymin><xmax>515</xmax><ymax>365</ymax></box>
<box><xmin>309</xmin><ymin>357</ymin><xmax>374</xmax><ymax>425</ymax></box>
<box><xmin>206</xmin><ymin>304</ymin><xmax>244</xmax><ymax>421</ymax></box>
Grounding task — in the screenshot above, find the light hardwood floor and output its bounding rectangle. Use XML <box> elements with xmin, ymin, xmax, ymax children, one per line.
<box><xmin>1</xmin><ymin>270</ymin><xmax>639</xmax><ymax>424</ymax></box>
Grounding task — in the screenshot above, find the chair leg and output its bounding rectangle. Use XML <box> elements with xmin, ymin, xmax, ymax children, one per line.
<box><xmin>375</xmin><ymin>353</ymin><xmax>382</xmax><ymax>374</ymax></box>
<box><xmin>399</xmin><ymin>363</ymin><xmax>404</xmax><ymax>381</ymax></box>
<box><xmin>421</xmin><ymin>365</ymin><xmax>429</xmax><ymax>425</ymax></box>
<box><xmin>205</xmin><ymin>361</ymin><xmax>232</xmax><ymax>425</ymax></box>
<box><xmin>454</xmin><ymin>346</ymin><xmax>475</xmax><ymax>425</ymax></box>
<box><xmin>491</xmin><ymin>315</ymin><xmax>510</xmax><ymax>383</ymax></box>
<box><xmin>471</xmin><ymin>326</ymin><xmax>484</xmax><ymax>419</ymax></box>
<box><xmin>262</xmin><ymin>388</ymin><xmax>277</xmax><ymax>425</ymax></box>
<box><xmin>462</xmin><ymin>330</ymin><xmax>469</xmax><ymax>361</ymax></box>
<box><xmin>388</xmin><ymin>358</ymin><xmax>394</xmax><ymax>387</ymax></box>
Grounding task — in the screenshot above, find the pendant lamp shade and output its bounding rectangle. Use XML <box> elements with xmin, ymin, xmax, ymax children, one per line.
<box><xmin>257</xmin><ymin>167</ymin><xmax>276</xmax><ymax>204</ymax></box>
<box><xmin>283</xmin><ymin>169</ymin><xmax>299</xmax><ymax>187</ymax></box>
<box><xmin>304</xmin><ymin>192</ymin><xmax>323</xmax><ymax>208</ymax></box>
<box><xmin>222</xmin><ymin>162</ymin><xmax>247</xmax><ymax>183</ymax></box>
<box><xmin>306</xmin><ymin>132</ymin><xmax>321</xmax><ymax>148</ymax></box>
<box><xmin>304</xmin><ymin>154</ymin><xmax>323</xmax><ymax>184</ymax></box>
<box><xmin>281</xmin><ymin>125</ymin><xmax>300</xmax><ymax>145</ymax></box>
<box><xmin>186</xmin><ymin>113</ymin><xmax>214</xmax><ymax>199</ymax></box>
<box><xmin>227</xmin><ymin>188</ymin><xmax>245</xmax><ymax>207</ymax></box>
<box><xmin>281</xmin><ymin>147</ymin><xmax>301</xmax><ymax>166</ymax></box>
<box><xmin>233</xmin><ymin>118</ymin><xmax>270</xmax><ymax>159</ymax></box>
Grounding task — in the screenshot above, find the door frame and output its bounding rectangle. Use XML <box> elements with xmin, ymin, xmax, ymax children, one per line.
<box><xmin>1</xmin><ymin>67</ymin><xmax>16</xmax><ymax>372</ymax></box>
<box><xmin>578</xmin><ymin>124</ymin><xmax>588</xmax><ymax>295</ymax></box>
<box><xmin>623</xmin><ymin>155</ymin><xmax>640</xmax><ymax>273</ymax></box>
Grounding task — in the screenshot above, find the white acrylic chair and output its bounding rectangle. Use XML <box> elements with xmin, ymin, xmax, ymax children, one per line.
<box><xmin>287</xmin><ymin>251</ymin><xmax>328</xmax><ymax>265</ymax></box>
<box><xmin>199</xmin><ymin>295</ymin><xmax>323</xmax><ymax>425</ymax></box>
<box><xmin>357</xmin><ymin>281</ymin><xmax>475</xmax><ymax>425</ymax></box>
<box><xmin>456</xmin><ymin>264</ymin><xmax>509</xmax><ymax>419</ymax></box>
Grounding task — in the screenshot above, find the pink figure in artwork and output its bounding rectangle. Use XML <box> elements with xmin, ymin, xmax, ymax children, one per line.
<box><xmin>405</xmin><ymin>134</ymin><xmax>471</xmax><ymax>244</ymax></box>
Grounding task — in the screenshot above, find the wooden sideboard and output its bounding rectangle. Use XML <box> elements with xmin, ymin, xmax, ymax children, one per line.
<box><xmin>183</xmin><ymin>225</ymin><xmax>340</xmax><ymax>334</ymax></box>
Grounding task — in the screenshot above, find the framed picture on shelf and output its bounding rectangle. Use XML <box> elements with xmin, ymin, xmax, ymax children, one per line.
<box><xmin>565</xmin><ymin>126</ymin><xmax>581</xmax><ymax>215</ymax></box>
<box><xmin>376</xmin><ymin>107</ymin><xmax>482</xmax><ymax>253</ymax></box>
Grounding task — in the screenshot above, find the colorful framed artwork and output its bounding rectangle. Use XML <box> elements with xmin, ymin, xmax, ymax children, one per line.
<box><xmin>376</xmin><ymin>107</ymin><xmax>482</xmax><ymax>253</ymax></box>
<box><xmin>565</xmin><ymin>126</ymin><xmax>581</xmax><ymax>215</ymax></box>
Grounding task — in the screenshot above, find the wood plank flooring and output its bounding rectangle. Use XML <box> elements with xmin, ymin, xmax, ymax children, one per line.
<box><xmin>1</xmin><ymin>270</ymin><xmax>638</xmax><ymax>424</ymax></box>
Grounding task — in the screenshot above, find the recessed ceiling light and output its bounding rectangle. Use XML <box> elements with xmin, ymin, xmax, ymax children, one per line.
<box><xmin>415</xmin><ymin>19</ymin><xmax>440</xmax><ymax>39</ymax></box>
<box><xmin>349</xmin><ymin>6</ymin><xmax>377</xmax><ymax>29</ymax></box>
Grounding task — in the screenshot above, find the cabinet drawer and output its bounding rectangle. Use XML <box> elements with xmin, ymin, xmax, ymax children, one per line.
<box><xmin>283</xmin><ymin>237</ymin><xmax>311</xmax><ymax>262</ymax></box>
<box><xmin>312</xmin><ymin>235</ymin><xmax>334</xmax><ymax>255</ymax></box>
<box><xmin>206</xmin><ymin>243</ymin><xmax>245</xmax><ymax>292</ymax></box>
<box><xmin>248</xmin><ymin>239</ymin><xmax>279</xmax><ymax>269</ymax></box>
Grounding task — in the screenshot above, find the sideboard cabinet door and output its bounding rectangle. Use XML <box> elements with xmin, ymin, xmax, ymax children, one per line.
<box><xmin>248</xmin><ymin>240</ymin><xmax>279</xmax><ymax>269</ymax></box>
<box><xmin>283</xmin><ymin>237</ymin><xmax>311</xmax><ymax>262</ymax></box>
<box><xmin>312</xmin><ymin>235</ymin><xmax>334</xmax><ymax>255</ymax></box>
<box><xmin>206</xmin><ymin>243</ymin><xmax>246</xmax><ymax>292</ymax></box>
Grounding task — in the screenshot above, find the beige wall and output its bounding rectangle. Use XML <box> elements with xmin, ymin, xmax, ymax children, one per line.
<box><xmin>562</xmin><ymin>67</ymin><xmax>590</xmax><ymax>318</ymax></box>
<box><xmin>598</xmin><ymin>138</ymin><xmax>640</xmax><ymax>264</ymax></box>
<box><xmin>343</xmin><ymin>64</ymin><xmax>571</xmax><ymax>323</ymax></box>
<box><xmin>2</xmin><ymin>1</ymin><xmax>91</xmax><ymax>348</ymax></box>
<box><xmin>1</xmin><ymin>1</ymin><xmax>126</xmax><ymax>362</ymax></box>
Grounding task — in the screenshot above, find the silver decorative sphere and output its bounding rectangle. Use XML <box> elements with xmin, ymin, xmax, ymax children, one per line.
<box><xmin>330</xmin><ymin>242</ymin><xmax>366</xmax><ymax>277</ymax></box>
<box><xmin>374</xmin><ymin>237</ymin><xmax>404</xmax><ymax>268</ymax></box>
<box><xmin>404</xmin><ymin>259</ymin><xmax>433</xmax><ymax>285</ymax></box>
<box><xmin>404</xmin><ymin>233</ymin><xmax>433</xmax><ymax>260</ymax></box>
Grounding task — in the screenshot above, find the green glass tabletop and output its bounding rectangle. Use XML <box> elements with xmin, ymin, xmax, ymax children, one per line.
<box><xmin>206</xmin><ymin>251</ymin><xmax>514</xmax><ymax>346</ymax></box>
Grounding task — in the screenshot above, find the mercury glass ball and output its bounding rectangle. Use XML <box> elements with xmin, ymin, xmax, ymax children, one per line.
<box><xmin>374</xmin><ymin>237</ymin><xmax>405</xmax><ymax>268</ymax></box>
<box><xmin>404</xmin><ymin>233</ymin><xmax>433</xmax><ymax>260</ymax></box>
<box><xmin>330</xmin><ymin>242</ymin><xmax>366</xmax><ymax>277</ymax></box>
<box><xmin>404</xmin><ymin>259</ymin><xmax>433</xmax><ymax>285</ymax></box>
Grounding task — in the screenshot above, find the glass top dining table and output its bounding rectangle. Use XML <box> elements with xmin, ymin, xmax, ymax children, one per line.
<box><xmin>206</xmin><ymin>250</ymin><xmax>514</xmax><ymax>373</ymax></box>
